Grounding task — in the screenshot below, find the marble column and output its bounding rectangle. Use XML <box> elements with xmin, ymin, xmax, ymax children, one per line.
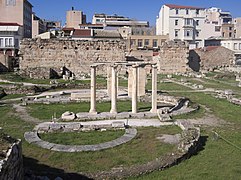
<box><xmin>110</xmin><ymin>65</ymin><xmax>118</xmax><ymax>114</ymax></box>
<box><xmin>132</xmin><ymin>65</ymin><xmax>138</xmax><ymax>113</ymax></box>
<box><xmin>89</xmin><ymin>65</ymin><xmax>97</xmax><ymax>114</ymax></box>
<box><xmin>150</xmin><ymin>65</ymin><xmax>158</xmax><ymax>113</ymax></box>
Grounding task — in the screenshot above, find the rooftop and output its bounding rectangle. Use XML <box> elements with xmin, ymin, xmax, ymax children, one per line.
<box><xmin>165</xmin><ymin>4</ymin><xmax>205</xmax><ymax>10</ymax></box>
<box><xmin>0</xmin><ymin>22</ymin><xmax>21</xmax><ymax>26</ymax></box>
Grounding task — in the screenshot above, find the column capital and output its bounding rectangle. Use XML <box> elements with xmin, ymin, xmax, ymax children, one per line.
<box><xmin>90</xmin><ymin>65</ymin><xmax>98</xmax><ymax>68</ymax></box>
<box><xmin>152</xmin><ymin>64</ymin><xmax>158</xmax><ymax>69</ymax></box>
<box><xmin>110</xmin><ymin>64</ymin><xmax>118</xmax><ymax>68</ymax></box>
<box><xmin>132</xmin><ymin>64</ymin><xmax>139</xmax><ymax>68</ymax></box>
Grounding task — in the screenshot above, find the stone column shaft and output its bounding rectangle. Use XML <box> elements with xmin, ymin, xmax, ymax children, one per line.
<box><xmin>150</xmin><ymin>65</ymin><xmax>158</xmax><ymax>113</ymax></box>
<box><xmin>89</xmin><ymin>66</ymin><xmax>97</xmax><ymax>114</ymax></box>
<box><xmin>132</xmin><ymin>66</ymin><xmax>138</xmax><ymax>113</ymax></box>
<box><xmin>110</xmin><ymin>66</ymin><xmax>117</xmax><ymax>113</ymax></box>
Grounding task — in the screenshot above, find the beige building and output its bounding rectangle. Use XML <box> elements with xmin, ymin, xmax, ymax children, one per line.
<box><xmin>32</xmin><ymin>14</ymin><xmax>46</xmax><ymax>38</ymax></box>
<box><xmin>66</xmin><ymin>8</ymin><xmax>86</xmax><ymax>29</ymax></box>
<box><xmin>0</xmin><ymin>0</ymin><xmax>33</xmax><ymax>38</ymax></box>
<box><xmin>128</xmin><ymin>35</ymin><xmax>168</xmax><ymax>51</ymax></box>
<box><xmin>234</xmin><ymin>18</ymin><xmax>241</xmax><ymax>38</ymax></box>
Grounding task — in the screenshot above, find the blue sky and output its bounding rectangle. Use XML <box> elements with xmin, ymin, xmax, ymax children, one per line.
<box><xmin>29</xmin><ymin>0</ymin><xmax>241</xmax><ymax>26</ymax></box>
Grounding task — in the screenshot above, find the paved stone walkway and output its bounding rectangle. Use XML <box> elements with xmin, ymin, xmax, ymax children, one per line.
<box><xmin>24</xmin><ymin>128</ymin><xmax>137</xmax><ymax>152</ymax></box>
<box><xmin>13</xmin><ymin>104</ymin><xmax>41</xmax><ymax>124</ymax></box>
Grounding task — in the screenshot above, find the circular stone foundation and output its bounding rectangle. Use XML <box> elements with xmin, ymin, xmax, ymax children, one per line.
<box><xmin>24</xmin><ymin>128</ymin><xmax>137</xmax><ymax>152</ymax></box>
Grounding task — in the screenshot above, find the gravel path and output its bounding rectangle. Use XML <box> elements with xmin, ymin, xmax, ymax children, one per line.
<box><xmin>13</xmin><ymin>104</ymin><xmax>42</xmax><ymax>124</ymax></box>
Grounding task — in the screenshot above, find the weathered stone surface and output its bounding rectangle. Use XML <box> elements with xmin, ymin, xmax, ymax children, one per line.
<box><xmin>61</xmin><ymin>111</ymin><xmax>76</xmax><ymax>121</ymax></box>
<box><xmin>19</xmin><ymin>39</ymin><xmax>126</xmax><ymax>79</ymax></box>
<box><xmin>0</xmin><ymin>138</ymin><xmax>23</xmax><ymax>180</ymax></box>
<box><xmin>25</xmin><ymin>128</ymin><xmax>137</xmax><ymax>152</ymax></box>
<box><xmin>154</xmin><ymin>41</ymin><xmax>189</xmax><ymax>74</ymax></box>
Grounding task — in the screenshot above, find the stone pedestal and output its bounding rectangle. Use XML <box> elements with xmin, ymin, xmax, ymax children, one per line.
<box><xmin>89</xmin><ymin>65</ymin><xmax>97</xmax><ymax>114</ymax></box>
<box><xmin>150</xmin><ymin>65</ymin><xmax>157</xmax><ymax>113</ymax></box>
<box><xmin>132</xmin><ymin>65</ymin><xmax>138</xmax><ymax>113</ymax></box>
<box><xmin>110</xmin><ymin>65</ymin><xmax>118</xmax><ymax>114</ymax></box>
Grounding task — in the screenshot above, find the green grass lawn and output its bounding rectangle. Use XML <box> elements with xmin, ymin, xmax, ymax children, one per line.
<box><xmin>0</xmin><ymin>94</ymin><xmax>26</xmax><ymax>100</ymax></box>
<box><xmin>27</xmin><ymin>101</ymin><xmax>152</xmax><ymax>120</ymax></box>
<box><xmin>40</xmin><ymin>130</ymin><xmax>125</xmax><ymax>145</ymax></box>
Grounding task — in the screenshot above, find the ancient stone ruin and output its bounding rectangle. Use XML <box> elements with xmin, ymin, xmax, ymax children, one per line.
<box><xmin>19</xmin><ymin>39</ymin><xmax>126</xmax><ymax>79</ymax></box>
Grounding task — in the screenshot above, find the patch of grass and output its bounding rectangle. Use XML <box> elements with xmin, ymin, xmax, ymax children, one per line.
<box><xmin>169</xmin><ymin>92</ymin><xmax>241</xmax><ymax>125</ymax></box>
<box><xmin>27</xmin><ymin>101</ymin><xmax>152</xmax><ymax>120</ymax></box>
<box><xmin>40</xmin><ymin>130</ymin><xmax>125</xmax><ymax>145</ymax></box>
<box><xmin>1</xmin><ymin>94</ymin><xmax>25</xmax><ymax>100</ymax></box>
<box><xmin>131</xmin><ymin>129</ymin><xmax>241</xmax><ymax>180</ymax></box>
<box><xmin>24</xmin><ymin>126</ymin><xmax>179</xmax><ymax>173</ymax></box>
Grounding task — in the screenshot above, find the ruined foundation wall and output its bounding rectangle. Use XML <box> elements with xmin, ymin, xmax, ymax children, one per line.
<box><xmin>19</xmin><ymin>39</ymin><xmax>126</xmax><ymax>79</ymax></box>
<box><xmin>189</xmin><ymin>46</ymin><xmax>235</xmax><ymax>72</ymax></box>
<box><xmin>155</xmin><ymin>41</ymin><xmax>189</xmax><ymax>74</ymax></box>
<box><xmin>0</xmin><ymin>139</ymin><xmax>23</xmax><ymax>180</ymax></box>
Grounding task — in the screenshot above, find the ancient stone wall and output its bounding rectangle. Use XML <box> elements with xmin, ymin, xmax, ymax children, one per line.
<box><xmin>189</xmin><ymin>46</ymin><xmax>235</xmax><ymax>72</ymax></box>
<box><xmin>0</xmin><ymin>138</ymin><xmax>23</xmax><ymax>180</ymax></box>
<box><xmin>154</xmin><ymin>41</ymin><xmax>189</xmax><ymax>74</ymax></box>
<box><xmin>19</xmin><ymin>39</ymin><xmax>126</xmax><ymax>79</ymax></box>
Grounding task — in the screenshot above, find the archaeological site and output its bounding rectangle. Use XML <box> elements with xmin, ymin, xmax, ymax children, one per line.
<box><xmin>1</xmin><ymin>1</ymin><xmax>241</xmax><ymax>180</ymax></box>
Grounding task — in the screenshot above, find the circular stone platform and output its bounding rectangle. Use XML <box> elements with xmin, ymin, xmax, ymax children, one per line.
<box><xmin>24</xmin><ymin>128</ymin><xmax>137</xmax><ymax>152</ymax></box>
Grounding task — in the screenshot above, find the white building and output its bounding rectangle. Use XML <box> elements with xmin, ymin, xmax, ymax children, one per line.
<box><xmin>205</xmin><ymin>38</ymin><xmax>241</xmax><ymax>54</ymax></box>
<box><xmin>92</xmin><ymin>14</ymin><xmax>149</xmax><ymax>28</ymax></box>
<box><xmin>156</xmin><ymin>4</ymin><xmax>207</xmax><ymax>49</ymax></box>
<box><xmin>0</xmin><ymin>22</ymin><xmax>23</xmax><ymax>56</ymax></box>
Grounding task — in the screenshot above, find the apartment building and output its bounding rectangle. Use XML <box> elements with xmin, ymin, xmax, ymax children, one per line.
<box><xmin>234</xmin><ymin>18</ymin><xmax>241</xmax><ymax>38</ymax></box>
<box><xmin>0</xmin><ymin>0</ymin><xmax>33</xmax><ymax>38</ymax></box>
<box><xmin>44</xmin><ymin>20</ymin><xmax>61</xmax><ymax>31</ymax></box>
<box><xmin>66</xmin><ymin>8</ymin><xmax>86</xmax><ymax>29</ymax></box>
<box><xmin>32</xmin><ymin>14</ymin><xmax>46</xmax><ymax>38</ymax></box>
<box><xmin>205</xmin><ymin>7</ymin><xmax>234</xmax><ymax>38</ymax></box>
<box><xmin>0</xmin><ymin>22</ymin><xmax>23</xmax><ymax>56</ymax></box>
<box><xmin>156</xmin><ymin>4</ymin><xmax>206</xmax><ymax>49</ymax></box>
<box><xmin>92</xmin><ymin>13</ymin><xmax>149</xmax><ymax>28</ymax></box>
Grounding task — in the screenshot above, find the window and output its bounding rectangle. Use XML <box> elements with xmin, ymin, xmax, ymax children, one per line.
<box><xmin>5</xmin><ymin>38</ymin><xmax>8</xmax><ymax>46</ymax></box>
<box><xmin>0</xmin><ymin>38</ymin><xmax>3</xmax><ymax>47</ymax></box>
<box><xmin>196</xmin><ymin>9</ymin><xmax>200</xmax><ymax>15</ymax></box>
<box><xmin>9</xmin><ymin>38</ymin><xmax>12</xmax><ymax>46</ymax></box>
<box><xmin>175</xmin><ymin>20</ymin><xmax>178</xmax><ymax>26</ymax></box>
<box><xmin>239</xmin><ymin>43</ymin><xmax>241</xmax><ymax>50</ymax></box>
<box><xmin>229</xmin><ymin>27</ymin><xmax>232</xmax><ymax>31</ymax></box>
<box><xmin>138</xmin><ymin>39</ymin><xmax>143</xmax><ymax>47</ymax></box>
<box><xmin>6</xmin><ymin>0</ymin><xmax>16</xmax><ymax>6</ymax></box>
<box><xmin>184</xmin><ymin>18</ymin><xmax>192</xmax><ymax>26</ymax></box>
<box><xmin>186</xmin><ymin>9</ymin><xmax>189</xmax><ymax>15</ymax></box>
<box><xmin>215</xmin><ymin>26</ymin><xmax>221</xmax><ymax>32</ymax></box>
<box><xmin>175</xmin><ymin>30</ymin><xmax>179</xmax><ymax>37</ymax></box>
<box><xmin>196</xmin><ymin>30</ymin><xmax>199</xmax><ymax>37</ymax></box>
<box><xmin>153</xmin><ymin>39</ymin><xmax>158</xmax><ymax>48</ymax></box>
<box><xmin>144</xmin><ymin>39</ymin><xmax>149</xmax><ymax>46</ymax></box>
<box><xmin>130</xmin><ymin>39</ymin><xmax>136</xmax><ymax>46</ymax></box>
<box><xmin>176</xmin><ymin>9</ymin><xmax>179</xmax><ymax>15</ymax></box>
<box><xmin>184</xmin><ymin>30</ymin><xmax>191</xmax><ymax>37</ymax></box>
<box><xmin>234</xmin><ymin>43</ymin><xmax>238</xmax><ymax>50</ymax></box>
<box><xmin>196</xmin><ymin>20</ymin><xmax>199</xmax><ymax>26</ymax></box>
<box><xmin>229</xmin><ymin>32</ymin><xmax>232</xmax><ymax>38</ymax></box>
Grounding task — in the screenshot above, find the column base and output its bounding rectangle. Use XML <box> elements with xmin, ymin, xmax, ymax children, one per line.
<box><xmin>150</xmin><ymin>108</ymin><xmax>157</xmax><ymax>113</ymax></box>
<box><xmin>89</xmin><ymin>109</ymin><xmax>97</xmax><ymax>114</ymax></box>
<box><xmin>110</xmin><ymin>109</ymin><xmax>117</xmax><ymax>114</ymax></box>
